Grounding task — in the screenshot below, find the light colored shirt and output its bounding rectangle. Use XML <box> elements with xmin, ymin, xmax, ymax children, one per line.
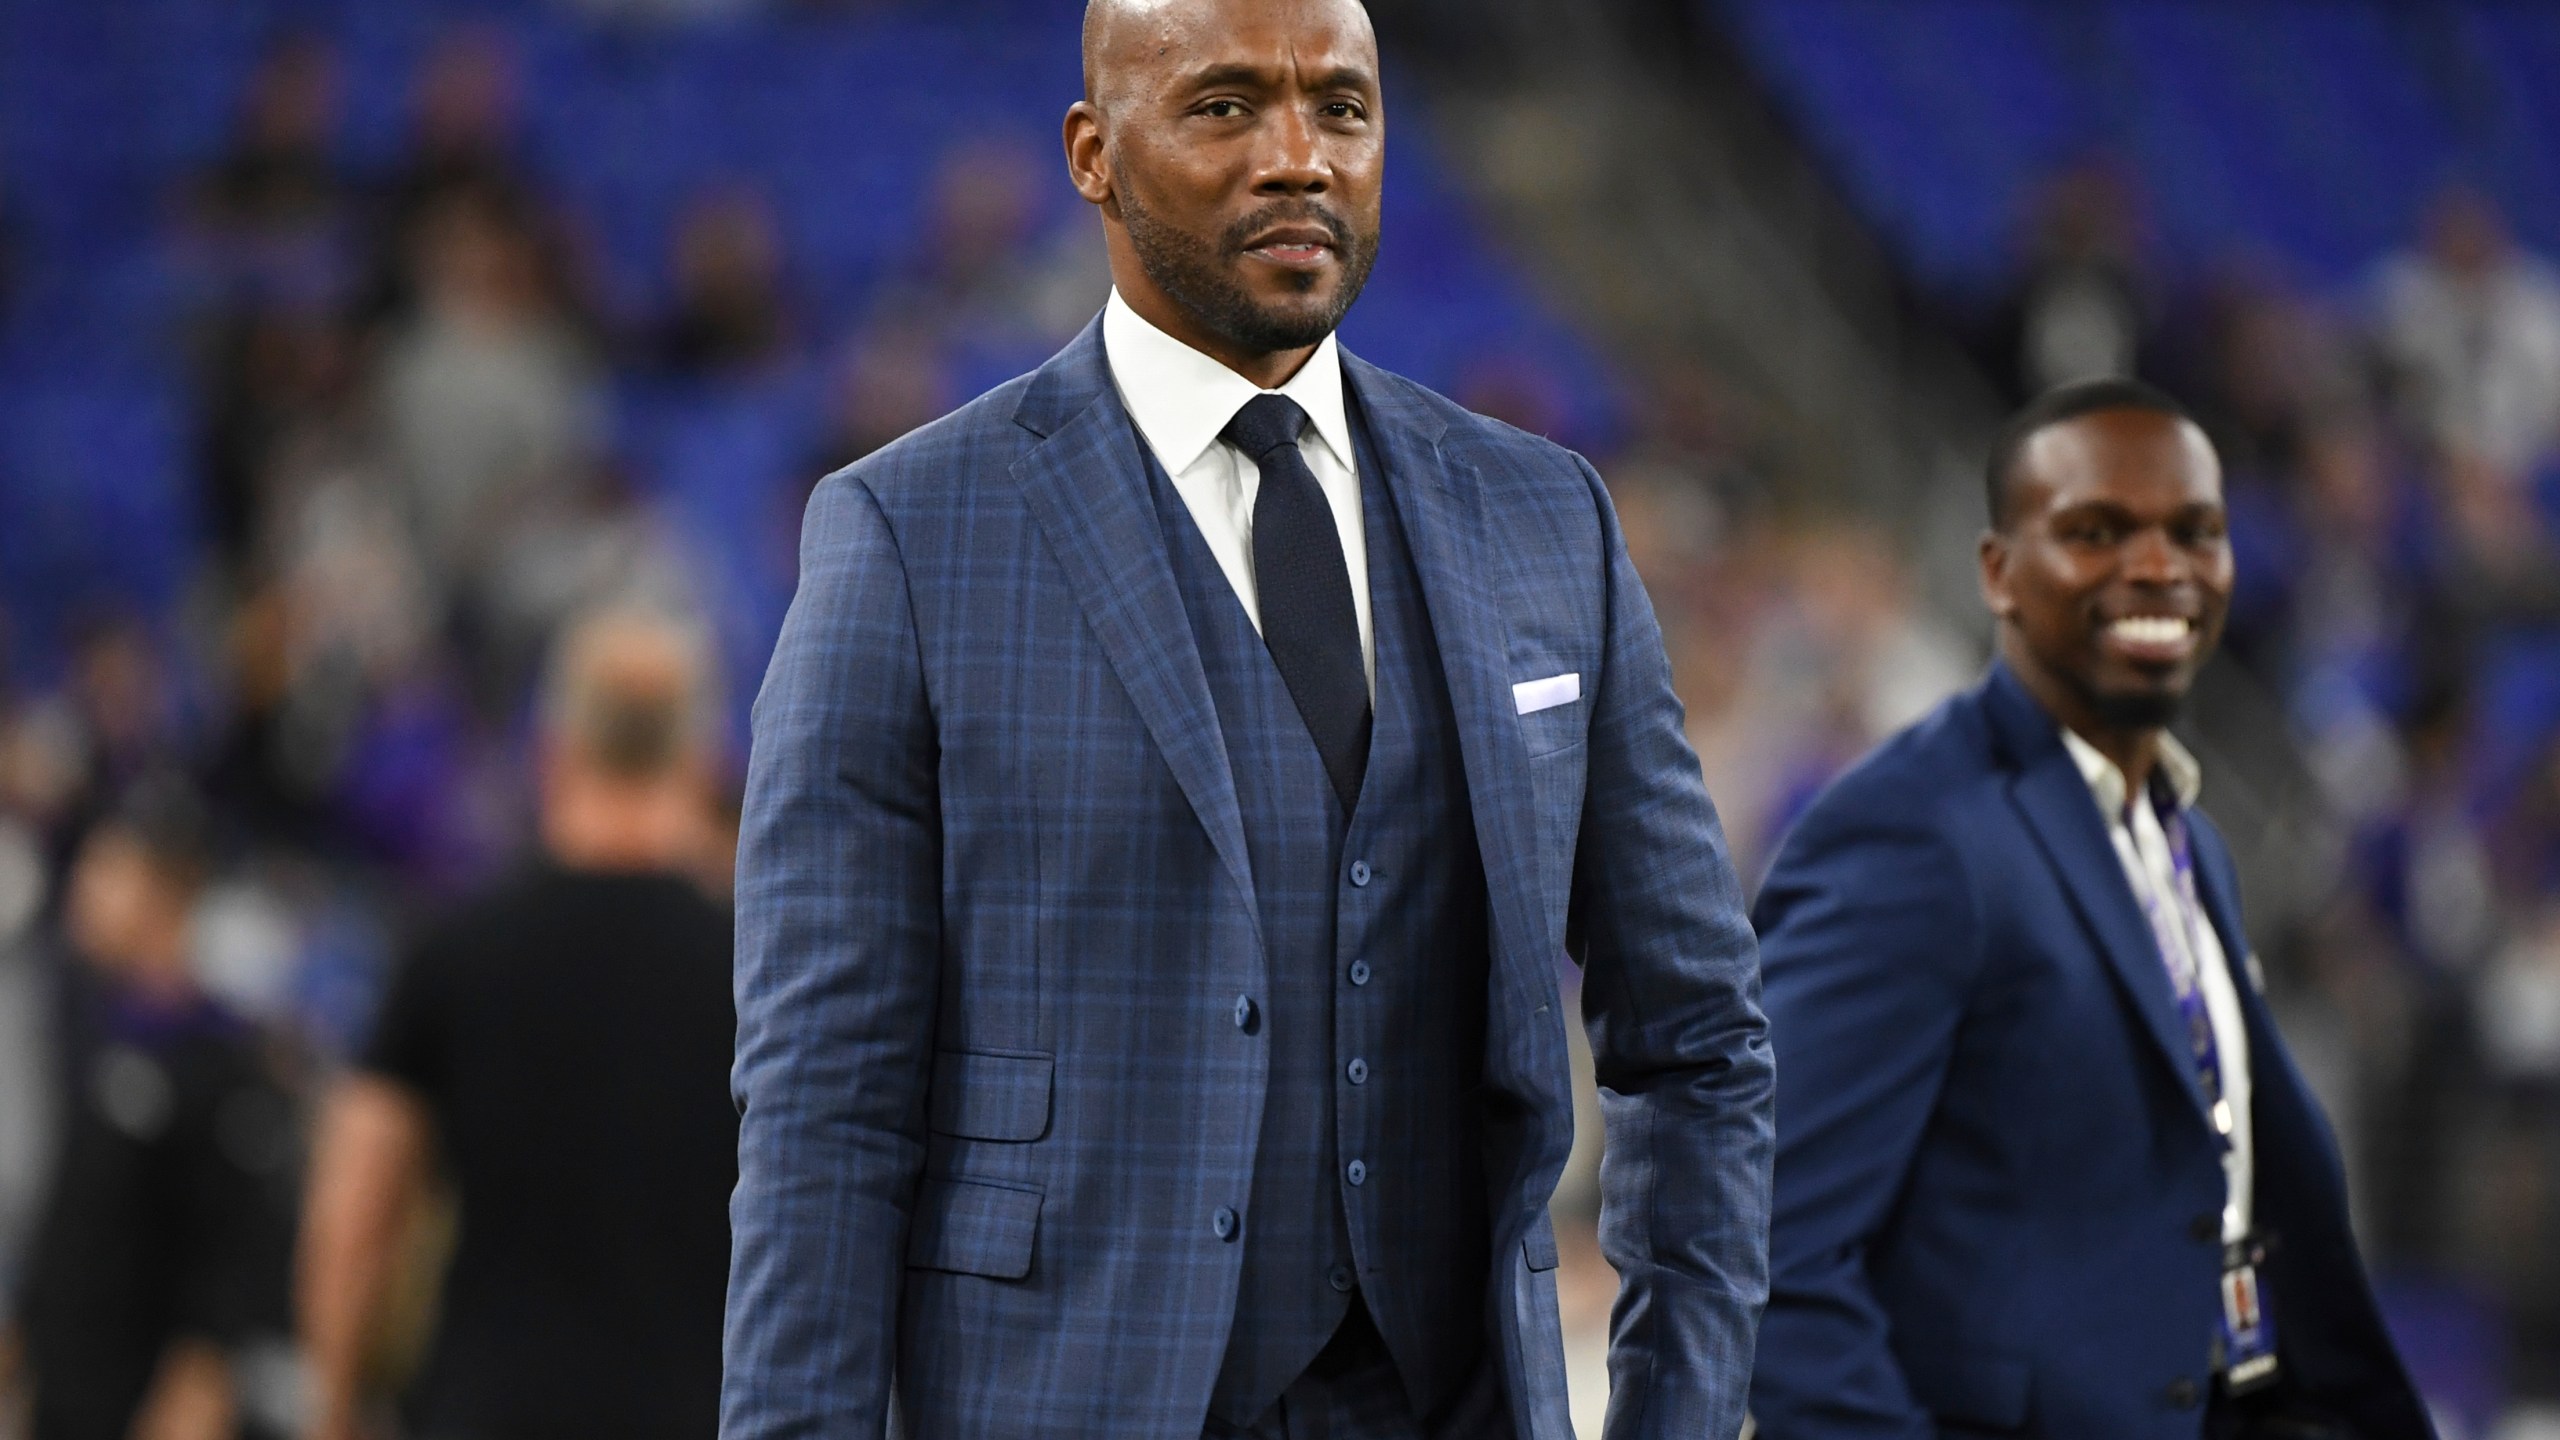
<box><xmin>1099</xmin><ymin>288</ymin><xmax>1373</xmax><ymax>691</ymax></box>
<box><xmin>2062</xmin><ymin>728</ymin><xmax>2255</xmax><ymax>1245</ymax></box>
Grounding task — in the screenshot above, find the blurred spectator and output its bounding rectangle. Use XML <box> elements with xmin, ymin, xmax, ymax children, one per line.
<box><xmin>183</xmin><ymin>34</ymin><xmax>357</xmax><ymax>317</ymax></box>
<box><xmin>0</xmin><ymin>809</ymin><xmax>51</xmax><ymax>1316</ymax></box>
<box><xmin>804</xmin><ymin>321</ymin><xmax>951</xmax><ymax>476</ymax></box>
<box><xmin>649</xmin><ymin>184</ymin><xmax>795</xmax><ymax>380</ymax></box>
<box><xmin>179</xmin><ymin>34</ymin><xmax>362</xmax><ymax>572</ymax></box>
<box><xmin>2375</xmin><ymin>186</ymin><xmax>2560</xmax><ymax>481</ymax></box>
<box><xmin>360</xmin><ymin>26</ymin><xmax>540</xmax><ymax>333</ymax></box>
<box><xmin>4</xmin><ymin>614</ymin><xmax>189</xmax><ymax>862</ymax></box>
<box><xmin>375</xmin><ymin>186</ymin><xmax>603</xmax><ymax>646</ymax></box>
<box><xmin>1982</xmin><ymin>158</ymin><xmax>2155</xmax><ymax>401</ymax></box>
<box><xmin>9</xmin><ymin>782</ymin><xmax>300</xmax><ymax>1440</ymax></box>
<box><xmin>878</xmin><ymin>137</ymin><xmax>1105</xmax><ymax>350</ymax></box>
<box><xmin>297</xmin><ymin>607</ymin><xmax>735</xmax><ymax>1440</ymax></box>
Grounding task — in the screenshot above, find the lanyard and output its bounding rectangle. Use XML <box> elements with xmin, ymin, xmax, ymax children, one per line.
<box><xmin>2127</xmin><ymin>791</ymin><xmax>2234</xmax><ymax>1151</ymax></box>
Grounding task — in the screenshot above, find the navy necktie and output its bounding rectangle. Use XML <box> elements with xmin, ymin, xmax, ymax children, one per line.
<box><xmin>1225</xmin><ymin>393</ymin><xmax>1370</xmax><ymax>813</ymax></box>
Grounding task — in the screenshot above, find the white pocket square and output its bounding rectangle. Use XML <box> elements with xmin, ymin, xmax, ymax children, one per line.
<box><xmin>1512</xmin><ymin>672</ymin><xmax>1580</xmax><ymax>715</ymax></box>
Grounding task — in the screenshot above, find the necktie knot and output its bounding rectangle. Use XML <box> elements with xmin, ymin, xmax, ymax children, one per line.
<box><xmin>1222</xmin><ymin>393</ymin><xmax>1310</xmax><ymax>460</ymax></box>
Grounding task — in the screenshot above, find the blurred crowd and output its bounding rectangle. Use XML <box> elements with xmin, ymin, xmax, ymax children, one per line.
<box><xmin>0</xmin><ymin>11</ymin><xmax>2557</xmax><ymax>1440</ymax></box>
<box><xmin>0</xmin><ymin>19</ymin><xmax>1102</xmax><ymax>1437</ymax></box>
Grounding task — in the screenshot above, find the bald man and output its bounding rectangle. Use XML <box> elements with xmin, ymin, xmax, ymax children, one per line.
<box><xmin>723</xmin><ymin>3</ymin><xmax>1773</xmax><ymax>1438</ymax></box>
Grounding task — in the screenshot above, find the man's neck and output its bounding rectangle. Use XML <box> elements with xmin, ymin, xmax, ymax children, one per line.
<box><xmin>542</xmin><ymin>776</ymin><xmax>702</xmax><ymax>875</ymax></box>
<box><xmin>2005</xmin><ymin>640</ymin><xmax>2163</xmax><ymax>801</ymax></box>
<box><xmin>1111</xmin><ymin>274</ymin><xmax>1318</xmax><ymax>390</ymax></box>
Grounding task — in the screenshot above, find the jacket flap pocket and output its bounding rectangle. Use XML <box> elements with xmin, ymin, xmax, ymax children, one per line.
<box><xmin>1905</xmin><ymin>1351</ymin><xmax>2030</xmax><ymax>1431</ymax></box>
<box><xmin>928</xmin><ymin>1050</ymin><xmax>1053</xmax><ymax>1141</ymax></box>
<box><xmin>1522</xmin><ymin>1213</ymin><xmax>1560</xmax><ymax>1271</ymax></box>
<box><xmin>905</xmin><ymin>1177</ymin><xmax>1041</xmax><ymax>1279</ymax></box>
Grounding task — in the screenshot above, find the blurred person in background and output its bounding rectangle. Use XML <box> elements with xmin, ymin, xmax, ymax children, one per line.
<box><xmin>2375</xmin><ymin>186</ymin><xmax>2560</xmax><ymax>484</ymax></box>
<box><xmin>180</xmin><ymin>32</ymin><xmax>361</xmax><ymax>574</ymax></box>
<box><xmin>723</xmin><ymin>0</ymin><xmax>1772</xmax><ymax>1437</ymax></box>
<box><xmin>1750</xmin><ymin>381</ymin><xmax>2428</xmax><ymax>1439</ymax></box>
<box><xmin>374</xmin><ymin>183</ymin><xmax>604</xmax><ymax>701</ymax></box>
<box><xmin>1982</xmin><ymin>159</ymin><xmax>2157</xmax><ymax>403</ymax></box>
<box><xmin>648</xmin><ymin>183</ymin><xmax>797</xmax><ymax>381</ymax></box>
<box><xmin>296</xmin><ymin>607</ymin><xmax>735</xmax><ymax>1440</ymax></box>
<box><xmin>6</xmin><ymin>781</ymin><xmax>300</xmax><ymax>1440</ymax></box>
<box><xmin>359</xmin><ymin>26</ymin><xmax>538</xmax><ymax>334</ymax></box>
<box><xmin>0</xmin><ymin>788</ymin><xmax>53</xmax><ymax>1439</ymax></box>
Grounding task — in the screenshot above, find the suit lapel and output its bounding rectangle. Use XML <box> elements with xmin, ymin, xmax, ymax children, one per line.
<box><xmin>1009</xmin><ymin>323</ymin><xmax>1258</xmax><ymax>921</ymax></box>
<box><xmin>1988</xmin><ymin>668</ymin><xmax>2217</xmax><ymax>1130</ymax></box>
<box><xmin>1347</xmin><ymin>357</ymin><xmax>1548</xmax><ymax>992</ymax></box>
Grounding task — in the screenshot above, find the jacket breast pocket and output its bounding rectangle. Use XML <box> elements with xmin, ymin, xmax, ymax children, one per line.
<box><xmin>905</xmin><ymin>1176</ymin><xmax>1042</xmax><ymax>1280</ymax></box>
<box><xmin>1513</xmin><ymin>668</ymin><xmax>1586</xmax><ymax>759</ymax></box>
<box><xmin>927</xmin><ymin>1050</ymin><xmax>1053</xmax><ymax>1142</ymax></box>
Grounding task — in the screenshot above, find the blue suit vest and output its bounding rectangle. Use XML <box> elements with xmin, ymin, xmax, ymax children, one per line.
<box><xmin>1143</xmin><ymin>400</ymin><xmax>1494</xmax><ymax>1426</ymax></box>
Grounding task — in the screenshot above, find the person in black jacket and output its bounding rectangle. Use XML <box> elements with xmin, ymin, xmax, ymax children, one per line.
<box><xmin>13</xmin><ymin>780</ymin><xmax>298</xmax><ymax>1440</ymax></box>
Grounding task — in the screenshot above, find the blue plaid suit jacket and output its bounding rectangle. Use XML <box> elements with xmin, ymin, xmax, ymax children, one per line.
<box><xmin>723</xmin><ymin>319</ymin><xmax>1773</xmax><ymax>1440</ymax></box>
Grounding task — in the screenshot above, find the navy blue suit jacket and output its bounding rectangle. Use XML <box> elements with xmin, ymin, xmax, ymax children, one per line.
<box><xmin>722</xmin><ymin>320</ymin><xmax>1774</xmax><ymax>1440</ymax></box>
<box><xmin>1748</xmin><ymin>664</ymin><xmax>2430</xmax><ymax>1439</ymax></box>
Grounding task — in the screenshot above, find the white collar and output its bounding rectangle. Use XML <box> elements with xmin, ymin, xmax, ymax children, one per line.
<box><xmin>1100</xmin><ymin>288</ymin><xmax>1354</xmax><ymax>475</ymax></box>
<box><xmin>2062</xmin><ymin>725</ymin><xmax>2205</xmax><ymax>820</ymax></box>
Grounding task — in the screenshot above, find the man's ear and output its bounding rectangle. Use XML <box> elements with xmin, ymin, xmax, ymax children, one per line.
<box><xmin>1064</xmin><ymin>101</ymin><xmax>1112</xmax><ymax>206</ymax></box>
<box><xmin>1978</xmin><ymin>529</ymin><xmax>2016</xmax><ymax>621</ymax></box>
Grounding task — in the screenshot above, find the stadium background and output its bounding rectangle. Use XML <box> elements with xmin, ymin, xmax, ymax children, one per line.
<box><xmin>1</xmin><ymin>0</ymin><xmax>2557</xmax><ymax>1435</ymax></box>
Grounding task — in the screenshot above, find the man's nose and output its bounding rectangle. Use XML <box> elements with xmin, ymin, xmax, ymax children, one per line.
<box><xmin>2121</xmin><ymin>526</ymin><xmax>2183</xmax><ymax>583</ymax></box>
<box><xmin>1251</xmin><ymin>103</ymin><xmax>1331</xmax><ymax>194</ymax></box>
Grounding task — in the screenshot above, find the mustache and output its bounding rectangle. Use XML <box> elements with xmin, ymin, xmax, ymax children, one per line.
<box><xmin>1221</xmin><ymin>200</ymin><xmax>1355</xmax><ymax>253</ymax></box>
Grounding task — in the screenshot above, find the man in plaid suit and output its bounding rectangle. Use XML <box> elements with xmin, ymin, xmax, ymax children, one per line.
<box><xmin>721</xmin><ymin>2</ymin><xmax>1773</xmax><ymax>1437</ymax></box>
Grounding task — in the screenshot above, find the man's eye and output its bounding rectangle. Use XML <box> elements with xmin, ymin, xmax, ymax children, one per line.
<box><xmin>1200</xmin><ymin>99</ymin><xmax>1246</xmax><ymax>118</ymax></box>
<box><xmin>1324</xmin><ymin>102</ymin><xmax>1364</xmax><ymax>120</ymax></box>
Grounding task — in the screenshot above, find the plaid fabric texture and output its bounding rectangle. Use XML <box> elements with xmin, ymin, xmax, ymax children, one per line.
<box><xmin>722</xmin><ymin>320</ymin><xmax>1774</xmax><ymax>1440</ymax></box>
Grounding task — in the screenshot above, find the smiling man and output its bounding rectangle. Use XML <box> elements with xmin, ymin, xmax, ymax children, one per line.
<box><xmin>1747</xmin><ymin>380</ymin><xmax>2431</xmax><ymax>1440</ymax></box>
<box><xmin>719</xmin><ymin>1</ymin><xmax>1774</xmax><ymax>1438</ymax></box>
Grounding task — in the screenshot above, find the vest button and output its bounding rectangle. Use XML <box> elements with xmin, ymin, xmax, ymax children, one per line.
<box><xmin>1346</xmin><ymin>1058</ymin><xmax>1369</xmax><ymax>1085</ymax></box>
<box><xmin>1328</xmin><ymin>1264</ymin><xmax>1356</xmax><ymax>1293</ymax></box>
<box><xmin>1348</xmin><ymin>860</ymin><xmax>1372</xmax><ymax>887</ymax></box>
<box><xmin>1233</xmin><ymin>995</ymin><xmax>1258</xmax><ymax>1034</ymax></box>
<box><xmin>1347</xmin><ymin>960</ymin><xmax>1371</xmax><ymax>986</ymax></box>
<box><xmin>1212</xmin><ymin>1206</ymin><xmax>1238</xmax><ymax>1240</ymax></box>
<box><xmin>2165</xmin><ymin>1378</ymin><xmax>2200</xmax><ymax>1410</ymax></box>
<box><xmin>1345</xmin><ymin>1159</ymin><xmax>1367</xmax><ymax>1186</ymax></box>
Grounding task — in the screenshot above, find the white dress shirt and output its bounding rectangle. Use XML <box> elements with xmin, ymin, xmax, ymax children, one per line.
<box><xmin>2062</xmin><ymin>728</ymin><xmax>2255</xmax><ymax>1246</ymax></box>
<box><xmin>1100</xmin><ymin>288</ymin><xmax>1373</xmax><ymax>691</ymax></box>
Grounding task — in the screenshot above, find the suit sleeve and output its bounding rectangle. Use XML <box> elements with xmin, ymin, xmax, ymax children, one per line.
<box><xmin>1568</xmin><ymin>460</ymin><xmax>1777</xmax><ymax>1440</ymax></box>
<box><xmin>1744</xmin><ymin>788</ymin><xmax>1979</xmax><ymax>1440</ymax></box>
<box><xmin>722</xmin><ymin>473</ymin><xmax>941</xmax><ymax>1440</ymax></box>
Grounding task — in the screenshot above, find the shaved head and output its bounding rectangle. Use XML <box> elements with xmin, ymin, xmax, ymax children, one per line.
<box><xmin>1065</xmin><ymin>0</ymin><xmax>1383</xmax><ymax>385</ymax></box>
<box><xmin>1084</xmin><ymin>0</ymin><xmax>1369</xmax><ymax>105</ymax></box>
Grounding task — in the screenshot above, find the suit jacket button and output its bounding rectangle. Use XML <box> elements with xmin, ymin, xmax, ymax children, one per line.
<box><xmin>2190</xmin><ymin>1213</ymin><xmax>2221</xmax><ymax>1243</ymax></box>
<box><xmin>2165</xmin><ymin>1378</ymin><xmax>2200</xmax><ymax>1410</ymax></box>
<box><xmin>1348</xmin><ymin>860</ymin><xmax>1372</xmax><ymax>887</ymax></box>
<box><xmin>1328</xmin><ymin>1264</ymin><xmax>1356</xmax><ymax>1293</ymax></box>
<box><xmin>1233</xmin><ymin>996</ymin><xmax>1258</xmax><ymax>1034</ymax></box>
<box><xmin>1347</xmin><ymin>961</ymin><xmax>1371</xmax><ymax>987</ymax></box>
<box><xmin>1212</xmin><ymin>1207</ymin><xmax>1238</xmax><ymax>1240</ymax></box>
